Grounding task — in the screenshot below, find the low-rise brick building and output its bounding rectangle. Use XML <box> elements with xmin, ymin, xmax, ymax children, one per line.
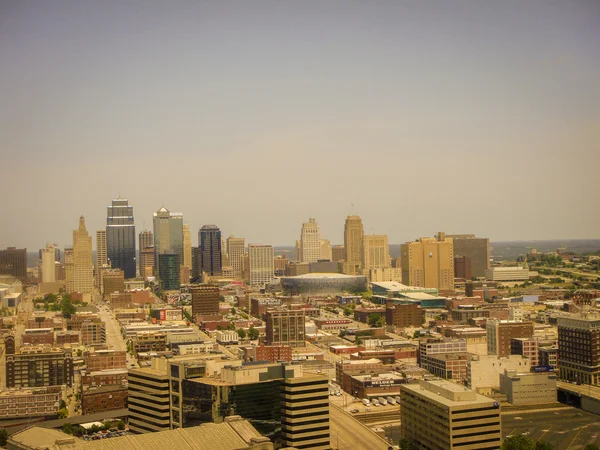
<box><xmin>82</xmin><ymin>385</ymin><xmax>128</xmax><ymax>415</ymax></box>
<box><xmin>86</xmin><ymin>350</ymin><xmax>127</xmax><ymax>372</ymax></box>
<box><xmin>22</xmin><ymin>328</ymin><xmax>54</xmax><ymax>346</ymax></box>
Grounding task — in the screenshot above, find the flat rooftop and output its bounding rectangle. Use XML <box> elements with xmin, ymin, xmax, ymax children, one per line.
<box><xmin>402</xmin><ymin>380</ymin><xmax>496</xmax><ymax>407</ymax></box>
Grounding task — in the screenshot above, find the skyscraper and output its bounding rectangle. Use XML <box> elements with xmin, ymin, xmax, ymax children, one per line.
<box><xmin>300</xmin><ymin>218</ymin><xmax>320</xmax><ymax>263</ymax></box>
<box><xmin>158</xmin><ymin>253</ymin><xmax>180</xmax><ymax>291</ymax></box>
<box><xmin>199</xmin><ymin>225</ymin><xmax>222</xmax><ymax>277</ymax></box>
<box><xmin>182</xmin><ymin>224</ymin><xmax>192</xmax><ymax>269</ymax></box>
<box><xmin>41</xmin><ymin>244</ymin><xmax>57</xmax><ymax>283</ymax></box>
<box><xmin>71</xmin><ymin>216</ymin><xmax>93</xmax><ymax>297</ymax></box>
<box><xmin>248</xmin><ymin>244</ymin><xmax>274</xmax><ymax>287</ymax></box>
<box><xmin>401</xmin><ymin>232</ymin><xmax>455</xmax><ymax>290</ymax></box>
<box><xmin>153</xmin><ymin>207</ymin><xmax>183</xmax><ymax>274</ymax></box>
<box><xmin>0</xmin><ymin>247</ymin><xmax>27</xmax><ymax>280</ymax></box>
<box><xmin>447</xmin><ymin>234</ymin><xmax>490</xmax><ymax>278</ymax></box>
<box><xmin>344</xmin><ymin>215</ymin><xmax>364</xmax><ymax>273</ymax></box>
<box><xmin>96</xmin><ymin>230</ymin><xmax>107</xmax><ymax>269</ymax></box>
<box><xmin>320</xmin><ymin>239</ymin><xmax>332</xmax><ymax>261</ymax></box>
<box><xmin>138</xmin><ymin>230</ymin><xmax>153</xmax><ymax>253</ymax></box>
<box><xmin>106</xmin><ymin>198</ymin><xmax>136</xmax><ymax>278</ymax></box>
<box><xmin>363</xmin><ymin>234</ymin><xmax>390</xmax><ymax>270</ymax></box>
<box><xmin>226</xmin><ymin>236</ymin><xmax>245</xmax><ymax>280</ymax></box>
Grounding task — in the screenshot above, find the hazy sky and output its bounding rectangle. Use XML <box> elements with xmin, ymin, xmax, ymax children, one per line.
<box><xmin>1</xmin><ymin>0</ymin><xmax>599</xmax><ymax>251</ymax></box>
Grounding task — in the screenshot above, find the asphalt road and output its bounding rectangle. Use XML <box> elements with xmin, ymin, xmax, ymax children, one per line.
<box><xmin>503</xmin><ymin>407</ymin><xmax>600</xmax><ymax>449</ymax></box>
<box><xmin>557</xmin><ymin>381</ymin><xmax>600</xmax><ymax>399</ymax></box>
<box><xmin>329</xmin><ymin>404</ymin><xmax>392</xmax><ymax>450</ymax></box>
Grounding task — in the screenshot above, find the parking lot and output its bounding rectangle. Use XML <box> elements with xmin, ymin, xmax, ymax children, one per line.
<box><xmin>503</xmin><ymin>407</ymin><xmax>600</xmax><ymax>449</ymax></box>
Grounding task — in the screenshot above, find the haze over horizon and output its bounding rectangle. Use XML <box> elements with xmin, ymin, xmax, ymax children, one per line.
<box><xmin>1</xmin><ymin>1</ymin><xmax>599</xmax><ymax>251</ymax></box>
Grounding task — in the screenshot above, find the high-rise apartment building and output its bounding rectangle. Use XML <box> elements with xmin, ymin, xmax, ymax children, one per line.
<box><xmin>191</xmin><ymin>285</ymin><xmax>220</xmax><ymax>317</ymax></box>
<box><xmin>401</xmin><ymin>232</ymin><xmax>455</xmax><ymax>290</ymax></box>
<box><xmin>0</xmin><ymin>247</ymin><xmax>27</xmax><ymax>280</ymax></box>
<box><xmin>226</xmin><ymin>236</ymin><xmax>245</xmax><ymax>280</ymax></box>
<box><xmin>486</xmin><ymin>320</ymin><xmax>534</xmax><ymax>357</ymax></box>
<box><xmin>281</xmin><ymin>373</ymin><xmax>330</xmax><ymax>450</ymax></box>
<box><xmin>70</xmin><ymin>216</ymin><xmax>93</xmax><ymax>297</ymax></box>
<box><xmin>106</xmin><ymin>198</ymin><xmax>136</xmax><ymax>278</ymax></box>
<box><xmin>182</xmin><ymin>224</ymin><xmax>192</xmax><ymax>269</ymax></box>
<box><xmin>558</xmin><ymin>315</ymin><xmax>600</xmax><ymax>385</ymax></box>
<box><xmin>138</xmin><ymin>230</ymin><xmax>153</xmax><ymax>254</ymax></box>
<box><xmin>41</xmin><ymin>244</ymin><xmax>57</xmax><ymax>283</ymax></box>
<box><xmin>448</xmin><ymin>234</ymin><xmax>490</xmax><ymax>278</ymax></box>
<box><xmin>95</xmin><ymin>230</ymin><xmax>107</xmax><ymax>269</ymax></box>
<box><xmin>400</xmin><ymin>380</ymin><xmax>501</xmax><ymax>450</ymax></box>
<box><xmin>199</xmin><ymin>225</ymin><xmax>222</xmax><ymax>277</ymax></box>
<box><xmin>153</xmin><ymin>207</ymin><xmax>183</xmax><ymax>274</ymax></box>
<box><xmin>320</xmin><ymin>239</ymin><xmax>332</xmax><ymax>261</ymax></box>
<box><xmin>158</xmin><ymin>254</ymin><xmax>180</xmax><ymax>291</ymax></box>
<box><xmin>299</xmin><ymin>218</ymin><xmax>321</xmax><ymax>263</ymax></box>
<box><xmin>362</xmin><ymin>234</ymin><xmax>390</xmax><ymax>270</ymax></box>
<box><xmin>344</xmin><ymin>216</ymin><xmax>364</xmax><ymax>273</ymax></box>
<box><xmin>248</xmin><ymin>244</ymin><xmax>274</xmax><ymax>287</ymax></box>
<box><xmin>266</xmin><ymin>309</ymin><xmax>306</xmax><ymax>348</ymax></box>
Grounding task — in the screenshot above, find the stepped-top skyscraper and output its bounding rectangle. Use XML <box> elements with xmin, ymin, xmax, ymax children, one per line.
<box><xmin>70</xmin><ymin>216</ymin><xmax>93</xmax><ymax>297</ymax></box>
<box><xmin>199</xmin><ymin>225</ymin><xmax>222</xmax><ymax>277</ymax></box>
<box><xmin>344</xmin><ymin>215</ymin><xmax>364</xmax><ymax>273</ymax></box>
<box><xmin>153</xmin><ymin>207</ymin><xmax>183</xmax><ymax>274</ymax></box>
<box><xmin>299</xmin><ymin>218</ymin><xmax>321</xmax><ymax>263</ymax></box>
<box><xmin>106</xmin><ymin>198</ymin><xmax>136</xmax><ymax>278</ymax></box>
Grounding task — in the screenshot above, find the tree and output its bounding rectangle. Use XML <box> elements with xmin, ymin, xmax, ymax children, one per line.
<box><xmin>116</xmin><ymin>420</ymin><xmax>126</xmax><ymax>430</ymax></box>
<box><xmin>59</xmin><ymin>399</ymin><xmax>67</xmax><ymax>410</ymax></box>
<box><xmin>367</xmin><ymin>313</ymin><xmax>383</xmax><ymax>328</ymax></box>
<box><xmin>248</xmin><ymin>326</ymin><xmax>259</xmax><ymax>340</ymax></box>
<box><xmin>535</xmin><ymin>441</ymin><xmax>554</xmax><ymax>450</ymax></box>
<box><xmin>237</xmin><ymin>328</ymin><xmax>247</xmax><ymax>339</ymax></box>
<box><xmin>343</xmin><ymin>307</ymin><xmax>352</xmax><ymax>317</ymax></box>
<box><xmin>413</xmin><ymin>331</ymin><xmax>421</xmax><ymax>339</ymax></box>
<box><xmin>62</xmin><ymin>423</ymin><xmax>74</xmax><ymax>435</ymax></box>
<box><xmin>61</xmin><ymin>295</ymin><xmax>76</xmax><ymax>319</ymax></box>
<box><xmin>501</xmin><ymin>435</ymin><xmax>535</xmax><ymax>450</ymax></box>
<box><xmin>57</xmin><ymin>408</ymin><xmax>69</xmax><ymax>419</ymax></box>
<box><xmin>226</xmin><ymin>322</ymin><xmax>236</xmax><ymax>331</ymax></box>
<box><xmin>398</xmin><ymin>438</ymin><xmax>414</xmax><ymax>450</ymax></box>
<box><xmin>0</xmin><ymin>428</ymin><xmax>7</xmax><ymax>447</ymax></box>
<box><xmin>231</xmin><ymin>308</ymin><xmax>236</xmax><ymax>315</ymax></box>
<box><xmin>584</xmin><ymin>445</ymin><xmax>600</xmax><ymax>450</ymax></box>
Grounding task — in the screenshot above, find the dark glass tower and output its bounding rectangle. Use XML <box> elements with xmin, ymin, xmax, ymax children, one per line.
<box><xmin>199</xmin><ymin>225</ymin><xmax>222</xmax><ymax>276</ymax></box>
<box><xmin>106</xmin><ymin>198</ymin><xmax>136</xmax><ymax>278</ymax></box>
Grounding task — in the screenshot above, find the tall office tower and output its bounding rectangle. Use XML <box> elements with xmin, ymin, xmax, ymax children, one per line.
<box><xmin>191</xmin><ymin>246</ymin><xmax>202</xmax><ymax>280</ymax></box>
<box><xmin>41</xmin><ymin>244</ymin><xmax>57</xmax><ymax>283</ymax></box>
<box><xmin>0</xmin><ymin>247</ymin><xmax>27</xmax><ymax>280</ymax></box>
<box><xmin>182</xmin><ymin>224</ymin><xmax>192</xmax><ymax>269</ymax></box>
<box><xmin>106</xmin><ymin>198</ymin><xmax>136</xmax><ymax>279</ymax></box>
<box><xmin>265</xmin><ymin>309</ymin><xmax>306</xmax><ymax>348</ymax></box>
<box><xmin>191</xmin><ymin>285</ymin><xmax>220</xmax><ymax>317</ymax></box>
<box><xmin>320</xmin><ymin>239</ymin><xmax>332</xmax><ymax>261</ymax></box>
<box><xmin>226</xmin><ymin>236</ymin><xmax>245</xmax><ymax>279</ymax></box>
<box><xmin>138</xmin><ymin>230</ymin><xmax>153</xmax><ymax>253</ymax></box>
<box><xmin>64</xmin><ymin>248</ymin><xmax>74</xmax><ymax>293</ymax></box>
<box><xmin>153</xmin><ymin>207</ymin><xmax>184</xmax><ymax>274</ymax></box>
<box><xmin>400</xmin><ymin>232</ymin><xmax>455</xmax><ymax>290</ymax></box>
<box><xmin>128</xmin><ymin>359</ymin><xmax>170</xmax><ymax>433</ymax></box>
<box><xmin>38</xmin><ymin>247</ymin><xmax>60</xmax><ymax>262</ymax></box>
<box><xmin>248</xmin><ymin>244</ymin><xmax>274</xmax><ymax>287</ymax></box>
<box><xmin>139</xmin><ymin>247</ymin><xmax>155</xmax><ymax>278</ymax></box>
<box><xmin>299</xmin><ymin>218</ymin><xmax>320</xmax><ymax>263</ymax></box>
<box><xmin>295</xmin><ymin>240</ymin><xmax>301</xmax><ymax>262</ymax></box>
<box><xmin>221</xmin><ymin>236</ymin><xmax>230</xmax><ymax>266</ymax></box>
<box><xmin>400</xmin><ymin>380</ymin><xmax>501</xmax><ymax>450</ymax></box>
<box><xmin>486</xmin><ymin>320</ymin><xmax>534</xmax><ymax>357</ymax></box>
<box><xmin>331</xmin><ymin>245</ymin><xmax>345</xmax><ymax>262</ymax></box>
<box><xmin>158</xmin><ymin>253</ymin><xmax>180</xmax><ymax>291</ymax></box>
<box><xmin>199</xmin><ymin>225</ymin><xmax>222</xmax><ymax>277</ymax></box>
<box><xmin>281</xmin><ymin>373</ymin><xmax>330</xmax><ymax>450</ymax></box>
<box><xmin>344</xmin><ymin>215</ymin><xmax>364</xmax><ymax>272</ymax></box>
<box><xmin>362</xmin><ymin>234</ymin><xmax>390</xmax><ymax>269</ymax></box>
<box><xmin>447</xmin><ymin>234</ymin><xmax>490</xmax><ymax>278</ymax></box>
<box><xmin>558</xmin><ymin>315</ymin><xmax>600</xmax><ymax>385</ymax></box>
<box><xmin>95</xmin><ymin>230</ymin><xmax>107</xmax><ymax>271</ymax></box>
<box><xmin>71</xmin><ymin>216</ymin><xmax>93</xmax><ymax>296</ymax></box>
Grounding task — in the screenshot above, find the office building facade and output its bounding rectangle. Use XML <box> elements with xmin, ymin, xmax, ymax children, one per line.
<box><xmin>486</xmin><ymin>320</ymin><xmax>534</xmax><ymax>357</ymax></box>
<box><xmin>299</xmin><ymin>218</ymin><xmax>321</xmax><ymax>263</ymax></box>
<box><xmin>158</xmin><ymin>254</ymin><xmax>180</xmax><ymax>291</ymax></box>
<box><xmin>106</xmin><ymin>198</ymin><xmax>136</xmax><ymax>278</ymax></box>
<box><xmin>191</xmin><ymin>285</ymin><xmax>220</xmax><ymax>317</ymax></box>
<box><xmin>199</xmin><ymin>225</ymin><xmax>222</xmax><ymax>277</ymax></box>
<box><xmin>448</xmin><ymin>234</ymin><xmax>490</xmax><ymax>278</ymax></box>
<box><xmin>0</xmin><ymin>247</ymin><xmax>27</xmax><ymax>280</ymax></box>
<box><xmin>6</xmin><ymin>346</ymin><xmax>74</xmax><ymax>388</ymax></box>
<box><xmin>71</xmin><ymin>216</ymin><xmax>93</xmax><ymax>296</ymax></box>
<box><xmin>248</xmin><ymin>244</ymin><xmax>274</xmax><ymax>287</ymax></box>
<box><xmin>558</xmin><ymin>315</ymin><xmax>600</xmax><ymax>385</ymax></box>
<box><xmin>226</xmin><ymin>236</ymin><xmax>245</xmax><ymax>280</ymax></box>
<box><xmin>265</xmin><ymin>309</ymin><xmax>306</xmax><ymax>348</ymax></box>
<box><xmin>363</xmin><ymin>234</ymin><xmax>390</xmax><ymax>270</ymax></box>
<box><xmin>401</xmin><ymin>232</ymin><xmax>455</xmax><ymax>290</ymax></box>
<box><xmin>344</xmin><ymin>216</ymin><xmax>364</xmax><ymax>274</ymax></box>
<box><xmin>153</xmin><ymin>207</ymin><xmax>184</xmax><ymax>274</ymax></box>
<box><xmin>139</xmin><ymin>230</ymin><xmax>154</xmax><ymax>253</ymax></box>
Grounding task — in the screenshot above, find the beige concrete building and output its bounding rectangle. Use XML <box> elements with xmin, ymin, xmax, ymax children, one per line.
<box><xmin>400</xmin><ymin>380</ymin><xmax>501</xmax><ymax>450</ymax></box>
<box><xmin>248</xmin><ymin>244</ymin><xmax>274</xmax><ymax>287</ymax></box>
<box><xmin>485</xmin><ymin>266</ymin><xmax>530</xmax><ymax>281</ymax></box>
<box><xmin>70</xmin><ymin>216</ymin><xmax>93</xmax><ymax>299</ymax></box>
<box><xmin>320</xmin><ymin>239</ymin><xmax>332</xmax><ymax>261</ymax></box>
<box><xmin>227</xmin><ymin>236</ymin><xmax>245</xmax><ymax>280</ymax></box>
<box><xmin>128</xmin><ymin>358</ymin><xmax>171</xmax><ymax>433</ymax></box>
<box><xmin>64</xmin><ymin>248</ymin><xmax>74</xmax><ymax>294</ymax></box>
<box><xmin>467</xmin><ymin>354</ymin><xmax>531</xmax><ymax>395</ymax></box>
<box><xmin>139</xmin><ymin>246</ymin><xmax>155</xmax><ymax>278</ymax></box>
<box><xmin>363</xmin><ymin>234</ymin><xmax>390</xmax><ymax>270</ymax></box>
<box><xmin>95</xmin><ymin>229</ymin><xmax>107</xmax><ymax>270</ymax></box>
<box><xmin>331</xmin><ymin>245</ymin><xmax>345</xmax><ymax>262</ymax></box>
<box><xmin>344</xmin><ymin>215</ymin><xmax>364</xmax><ymax>273</ymax></box>
<box><xmin>102</xmin><ymin>268</ymin><xmax>125</xmax><ymax>297</ymax></box>
<box><xmin>499</xmin><ymin>369</ymin><xmax>557</xmax><ymax>405</ymax></box>
<box><xmin>367</xmin><ymin>267</ymin><xmax>402</xmax><ymax>283</ymax></box>
<box><xmin>299</xmin><ymin>218</ymin><xmax>321</xmax><ymax>263</ymax></box>
<box><xmin>265</xmin><ymin>309</ymin><xmax>306</xmax><ymax>348</ymax></box>
<box><xmin>401</xmin><ymin>232</ymin><xmax>454</xmax><ymax>290</ymax></box>
<box><xmin>40</xmin><ymin>244</ymin><xmax>57</xmax><ymax>283</ymax></box>
<box><xmin>139</xmin><ymin>229</ymin><xmax>154</xmax><ymax>252</ymax></box>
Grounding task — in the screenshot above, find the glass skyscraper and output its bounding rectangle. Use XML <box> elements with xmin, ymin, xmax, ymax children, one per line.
<box><xmin>106</xmin><ymin>198</ymin><xmax>136</xmax><ymax>279</ymax></box>
<box><xmin>199</xmin><ymin>225</ymin><xmax>222</xmax><ymax>276</ymax></box>
<box><xmin>153</xmin><ymin>206</ymin><xmax>184</xmax><ymax>274</ymax></box>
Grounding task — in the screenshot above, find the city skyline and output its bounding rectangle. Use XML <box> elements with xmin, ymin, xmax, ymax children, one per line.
<box><xmin>1</xmin><ymin>1</ymin><xmax>599</xmax><ymax>249</ymax></box>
